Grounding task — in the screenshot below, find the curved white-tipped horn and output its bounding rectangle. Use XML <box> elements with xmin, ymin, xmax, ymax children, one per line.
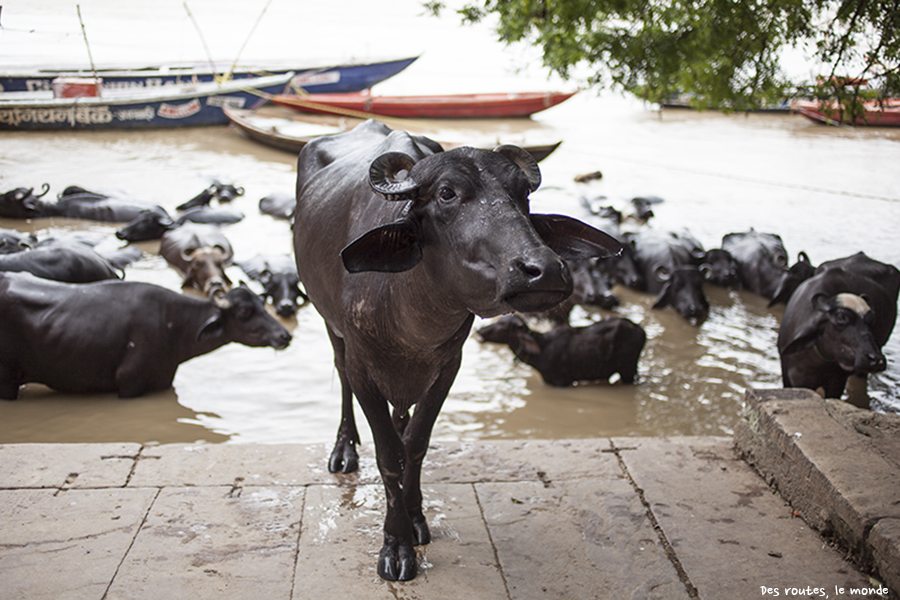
<box><xmin>210</xmin><ymin>286</ymin><xmax>231</xmax><ymax>308</ymax></box>
<box><xmin>494</xmin><ymin>145</ymin><xmax>541</xmax><ymax>192</ymax></box>
<box><xmin>181</xmin><ymin>247</ymin><xmax>199</xmax><ymax>262</ymax></box>
<box><xmin>369</xmin><ymin>152</ymin><xmax>419</xmax><ymax>201</ymax></box>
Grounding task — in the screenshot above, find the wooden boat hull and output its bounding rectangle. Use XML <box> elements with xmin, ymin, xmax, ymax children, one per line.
<box><xmin>224</xmin><ymin>106</ymin><xmax>561</xmax><ymax>162</ymax></box>
<box><xmin>794</xmin><ymin>99</ymin><xmax>900</xmax><ymax>127</ymax></box>
<box><xmin>271</xmin><ymin>91</ymin><xmax>578</xmax><ymax>119</ymax></box>
<box><xmin>0</xmin><ymin>73</ymin><xmax>293</xmax><ymax>130</ymax></box>
<box><xmin>0</xmin><ymin>57</ymin><xmax>418</xmax><ymax>95</ymax></box>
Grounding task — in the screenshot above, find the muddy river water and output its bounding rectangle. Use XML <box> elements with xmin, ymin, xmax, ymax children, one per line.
<box><xmin>2</xmin><ymin>0</ymin><xmax>899</xmax><ymax>446</ymax></box>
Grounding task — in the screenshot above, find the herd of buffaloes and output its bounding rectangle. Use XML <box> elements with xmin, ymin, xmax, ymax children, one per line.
<box><xmin>1</xmin><ymin>121</ymin><xmax>897</xmax><ymax>581</ymax></box>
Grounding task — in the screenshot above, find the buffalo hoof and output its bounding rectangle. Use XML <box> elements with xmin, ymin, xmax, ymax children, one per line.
<box><xmin>413</xmin><ymin>520</ymin><xmax>431</xmax><ymax>546</ymax></box>
<box><xmin>328</xmin><ymin>439</ymin><xmax>359</xmax><ymax>474</ymax></box>
<box><xmin>377</xmin><ymin>541</ymin><xmax>417</xmax><ymax>581</ymax></box>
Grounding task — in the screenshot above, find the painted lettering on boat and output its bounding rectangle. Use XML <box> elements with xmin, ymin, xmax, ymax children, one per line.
<box><xmin>157</xmin><ymin>98</ymin><xmax>201</xmax><ymax>119</ymax></box>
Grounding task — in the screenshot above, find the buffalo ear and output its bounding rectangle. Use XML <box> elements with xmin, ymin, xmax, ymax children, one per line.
<box><xmin>531</xmin><ymin>214</ymin><xmax>622</xmax><ymax>260</ymax></box>
<box><xmin>197</xmin><ymin>313</ymin><xmax>225</xmax><ymax>342</ymax></box>
<box><xmin>341</xmin><ymin>219</ymin><xmax>423</xmax><ymax>273</ymax></box>
<box><xmin>812</xmin><ymin>293</ymin><xmax>833</xmax><ymax>313</ymax></box>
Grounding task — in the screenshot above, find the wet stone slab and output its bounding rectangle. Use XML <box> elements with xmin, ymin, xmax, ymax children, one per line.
<box><xmin>422</xmin><ymin>439</ymin><xmax>622</xmax><ymax>484</ymax></box>
<box><xmin>477</xmin><ymin>477</ymin><xmax>690</xmax><ymax>600</ymax></box>
<box><xmin>128</xmin><ymin>443</ymin><xmax>331</xmax><ymax>488</ymax></box>
<box><xmin>616</xmin><ymin>436</ymin><xmax>872</xmax><ymax>599</ymax></box>
<box><xmin>0</xmin><ymin>487</ymin><xmax>158</xmax><ymax>600</ymax></box>
<box><xmin>106</xmin><ymin>485</ymin><xmax>305</xmax><ymax>600</ymax></box>
<box><xmin>0</xmin><ymin>443</ymin><xmax>140</xmax><ymax>489</ymax></box>
<box><xmin>294</xmin><ymin>482</ymin><xmax>506</xmax><ymax>600</ymax></box>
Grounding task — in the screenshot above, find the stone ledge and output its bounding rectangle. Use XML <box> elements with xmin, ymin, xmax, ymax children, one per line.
<box><xmin>734</xmin><ymin>387</ymin><xmax>900</xmax><ymax>595</ymax></box>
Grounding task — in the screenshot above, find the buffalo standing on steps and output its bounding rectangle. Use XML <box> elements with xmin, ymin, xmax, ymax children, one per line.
<box><xmin>292</xmin><ymin>120</ymin><xmax>620</xmax><ymax>581</ymax></box>
<box><xmin>477</xmin><ymin>314</ymin><xmax>646</xmax><ymax>386</ymax></box>
<box><xmin>778</xmin><ymin>253</ymin><xmax>899</xmax><ymax>400</ymax></box>
<box><xmin>0</xmin><ymin>273</ymin><xmax>291</xmax><ymax>400</ymax></box>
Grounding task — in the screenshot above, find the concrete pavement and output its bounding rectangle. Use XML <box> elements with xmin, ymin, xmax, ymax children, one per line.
<box><xmin>1</xmin><ymin>388</ymin><xmax>896</xmax><ymax>600</ymax></box>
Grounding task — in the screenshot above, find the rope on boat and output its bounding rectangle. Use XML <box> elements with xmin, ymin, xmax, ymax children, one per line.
<box><xmin>183</xmin><ymin>3</ymin><xmax>221</xmax><ymax>82</ymax></box>
<box><xmin>227</xmin><ymin>0</ymin><xmax>274</xmax><ymax>80</ymax></box>
<box><xmin>75</xmin><ymin>5</ymin><xmax>101</xmax><ymax>97</ymax></box>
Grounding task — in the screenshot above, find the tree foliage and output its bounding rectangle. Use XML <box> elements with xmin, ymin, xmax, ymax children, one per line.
<box><xmin>425</xmin><ymin>0</ymin><xmax>900</xmax><ymax>114</ymax></box>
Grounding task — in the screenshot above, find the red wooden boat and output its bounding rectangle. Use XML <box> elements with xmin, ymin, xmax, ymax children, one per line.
<box><xmin>271</xmin><ymin>90</ymin><xmax>578</xmax><ymax>119</ymax></box>
<box><xmin>794</xmin><ymin>99</ymin><xmax>900</xmax><ymax>127</ymax></box>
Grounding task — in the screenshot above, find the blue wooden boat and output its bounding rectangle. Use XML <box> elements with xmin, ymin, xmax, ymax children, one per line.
<box><xmin>0</xmin><ymin>56</ymin><xmax>418</xmax><ymax>95</ymax></box>
<box><xmin>0</xmin><ymin>72</ymin><xmax>293</xmax><ymax>130</ymax></box>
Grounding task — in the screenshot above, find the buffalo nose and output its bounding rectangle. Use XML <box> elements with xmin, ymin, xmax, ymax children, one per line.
<box><xmin>274</xmin><ymin>331</ymin><xmax>293</xmax><ymax>349</ymax></box>
<box><xmin>512</xmin><ymin>259</ymin><xmax>545</xmax><ymax>280</ymax></box>
<box><xmin>276</xmin><ymin>300</ymin><xmax>297</xmax><ymax>317</ymax></box>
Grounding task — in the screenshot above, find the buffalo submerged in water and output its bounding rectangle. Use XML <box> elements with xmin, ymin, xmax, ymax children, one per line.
<box><xmin>292</xmin><ymin>120</ymin><xmax>621</xmax><ymax>581</ymax></box>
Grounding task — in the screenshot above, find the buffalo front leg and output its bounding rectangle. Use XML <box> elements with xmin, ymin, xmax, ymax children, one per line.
<box><xmin>399</xmin><ymin>363</ymin><xmax>457</xmax><ymax>547</ymax></box>
<box><xmin>357</xmin><ymin>392</ymin><xmax>418</xmax><ymax>581</ymax></box>
<box><xmin>326</xmin><ymin>329</ymin><xmax>360</xmax><ymax>473</ymax></box>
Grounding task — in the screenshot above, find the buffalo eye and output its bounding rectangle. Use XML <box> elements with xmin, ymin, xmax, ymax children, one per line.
<box><xmin>235</xmin><ymin>306</ymin><xmax>254</xmax><ymax>321</ymax></box>
<box><xmin>438</xmin><ymin>186</ymin><xmax>456</xmax><ymax>202</ymax></box>
<box><xmin>833</xmin><ymin>310</ymin><xmax>851</xmax><ymax>328</ymax></box>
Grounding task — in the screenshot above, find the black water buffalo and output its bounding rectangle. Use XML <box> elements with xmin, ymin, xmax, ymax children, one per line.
<box><xmin>0</xmin><ymin>227</ymin><xmax>36</xmax><ymax>254</ymax></box>
<box><xmin>259</xmin><ymin>191</ymin><xmax>295</xmax><ymax>221</ymax></box>
<box><xmin>0</xmin><ymin>273</ymin><xmax>291</xmax><ymax>400</ymax></box>
<box><xmin>0</xmin><ymin>239</ymin><xmax>121</xmax><ymax>283</ymax></box>
<box><xmin>778</xmin><ymin>253</ymin><xmax>899</xmax><ymax>399</ymax></box>
<box><xmin>477</xmin><ymin>314</ymin><xmax>645</xmax><ymax>386</ymax></box>
<box><xmin>700</xmin><ymin>248</ymin><xmax>741</xmax><ymax>287</ymax></box>
<box><xmin>176</xmin><ymin>180</ymin><xmax>245</xmax><ymax>211</ymax></box>
<box><xmin>236</xmin><ymin>254</ymin><xmax>309</xmax><ymax>317</ymax></box>
<box><xmin>0</xmin><ymin>185</ymin><xmax>156</xmax><ymax>222</ymax></box>
<box><xmin>293</xmin><ymin>120</ymin><xmax>620</xmax><ymax>581</ymax></box>
<box><xmin>159</xmin><ymin>223</ymin><xmax>234</xmax><ymax>294</ymax></box>
<box><xmin>721</xmin><ymin>229</ymin><xmax>795</xmax><ymax>301</ymax></box>
<box><xmin>116</xmin><ymin>206</ymin><xmax>243</xmax><ymax>242</ymax></box>
<box><xmin>542</xmin><ymin>257</ymin><xmax>620</xmax><ymax>323</ymax></box>
<box><xmin>770</xmin><ymin>251</ymin><xmax>816</xmax><ymax>306</ymax></box>
<box><xmin>626</xmin><ymin>228</ymin><xmax>709</xmax><ymax>323</ymax></box>
<box><xmin>597</xmin><ymin>237</ymin><xmax>645</xmax><ymax>290</ymax></box>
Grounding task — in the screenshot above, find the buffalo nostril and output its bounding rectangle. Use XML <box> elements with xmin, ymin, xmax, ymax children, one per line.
<box><xmin>514</xmin><ymin>260</ymin><xmax>543</xmax><ymax>280</ymax></box>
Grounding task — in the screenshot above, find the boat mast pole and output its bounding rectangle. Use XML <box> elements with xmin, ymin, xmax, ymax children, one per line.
<box><xmin>76</xmin><ymin>5</ymin><xmax>101</xmax><ymax>97</ymax></box>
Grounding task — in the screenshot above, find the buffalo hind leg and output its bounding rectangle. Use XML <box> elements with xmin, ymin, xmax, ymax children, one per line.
<box><xmin>329</xmin><ymin>379</ymin><xmax>360</xmax><ymax>473</ymax></box>
<box><xmin>326</xmin><ymin>328</ymin><xmax>360</xmax><ymax>473</ymax></box>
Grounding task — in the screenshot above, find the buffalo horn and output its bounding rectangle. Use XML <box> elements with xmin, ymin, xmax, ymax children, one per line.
<box><xmin>181</xmin><ymin>247</ymin><xmax>198</xmax><ymax>262</ymax></box>
<box><xmin>35</xmin><ymin>183</ymin><xmax>51</xmax><ymax>198</ymax></box>
<box><xmin>369</xmin><ymin>152</ymin><xmax>419</xmax><ymax>201</ymax></box>
<box><xmin>211</xmin><ymin>287</ymin><xmax>231</xmax><ymax>309</ymax></box>
<box><xmin>654</xmin><ymin>264</ymin><xmax>671</xmax><ymax>282</ymax></box>
<box><xmin>494</xmin><ymin>145</ymin><xmax>541</xmax><ymax>192</ymax></box>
